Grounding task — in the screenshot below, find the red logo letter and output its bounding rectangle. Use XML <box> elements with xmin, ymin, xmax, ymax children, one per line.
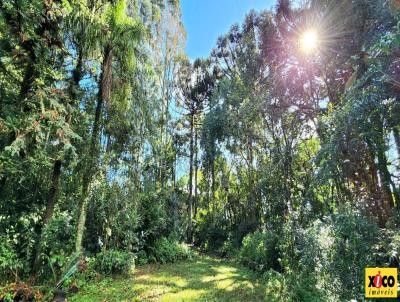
<box><xmin>374</xmin><ymin>271</ymin><xmax>382</xmax><ymax>288</ymax></box>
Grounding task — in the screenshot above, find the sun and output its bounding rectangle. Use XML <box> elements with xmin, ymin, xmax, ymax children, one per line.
<box><xmin>300</xmin><ymin>30</ymin><xmax>319</xmax><ymax>54</ymax></box>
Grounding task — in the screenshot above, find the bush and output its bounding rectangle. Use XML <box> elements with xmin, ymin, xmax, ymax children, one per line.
<box><xmin>41</xmin><ymin>212</ymin><xmax>75</xmax><ymax>257</ymax></box>
<box><xmin>278</xmin><ymin>205</ymin><xmax>380</xmax><ymax>301</ymax></box>
<box><xmin>94</xmin><ymin>249</ymin><xmax>134</xmax><ymax>275</ymax></box>
<box><xmin>151</xmin><ymin>237</ymin><xmax>193</xmax><ymax>264</ymax></box>
<box><xmin>0</xmin><ymin>223</ymin><xmax>36</xmax><ymax>281</ymax></box>
<box><xmin>286</xmin><ymin>274</ymin><xmax>325</xmax><ymax>302</ymax></box>
<box><xmin>136</xmin><ymin>250</ymin><xmax>148</xmax><ymax>266</ymax></box>
<box><xmin>217</xmin><ymin>239</ymin><xmax>238</xmax><ymax>257</ymax></box>
<box><xmin>381</xmin><ymin>210</ymin><xmax>400</xmax><ymax>267</ymax></box>
<box><xmin>262</xmin><ymin>270</ymin><xmax>324</xmax><ymax>302</ymax></box>
<box><xmin>0</xmin><ymin>236</ymin><xmax>23</xmax><ymax>281</ymax></box>
<box><xmin>136</xmin><ymin>192</ymin><xmax>173</xmax><ymax>251</ymax></box>
<box><xmin>262</xmin><ymin>270</ymin><xmax>289</xmax><ymax>301</ymax></box>
<box><xmin>325</xmin><ymin>207</ymin><xmax>379</xmax><ymax>300</ymax></box>
<box><xmin>239</xmin><ymin>230</ymin><xmax>280</xmax><ymax>272</ymax></box>
<box><xmin>194</xmin><ymin>212</ymin><xmax>228</xmax><ymax>251</ymax></box>
<box><xmin>35</xmin><ymin>213</ymin><xmax>75</xmax><ymax>278</ymax></box>
<box><xmin>84</xmin><ymin>181</ymin><xmax>140</xmax><ymax>253</ymax></box>
<box><xmin>0</xmin><ymin>282</ymin><xmax>43</xmax><ymax>302</ymax></box>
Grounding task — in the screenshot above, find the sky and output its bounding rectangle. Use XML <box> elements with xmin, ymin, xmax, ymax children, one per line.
<box><xmin>181</xmin><ymin>0</ymin><xmax>276</xmax><ymax>59</ymax></box>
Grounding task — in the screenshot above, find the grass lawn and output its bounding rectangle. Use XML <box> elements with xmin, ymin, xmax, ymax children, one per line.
<box><xmin>69</xmin><ymin>255</ymin><xmax>271</xmax><ymax>302</ymax></box>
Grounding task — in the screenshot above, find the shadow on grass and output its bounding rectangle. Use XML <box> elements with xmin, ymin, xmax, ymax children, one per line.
<box><xmin>132</xmin><ymin>256</ymin><xmax>268</xmax><ymax>302</ymax></box>
<box><xmin>70</xmin><ymin>256</ymin><xmax>273</xmax><ymax>302</ymax></box>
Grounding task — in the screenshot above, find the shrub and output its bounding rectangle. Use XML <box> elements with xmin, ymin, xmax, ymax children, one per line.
<box><xmin>0</xmin><ymin>282</ymin><xmax>42</xmax><ymax>302</ymax></box>
<box><xmin>278</xmin><ymin>218</ymin><xmax>303</xmax><ymax>274</ymax></box>
<box><xmin>217</xmin><ymin>239</ymin><xmax>238</xmax><ymax>257</ymax></box>
<box><xmin>325</xmin><ymin>207</ymin><xmax>379</xmax><ymax>300</ymax></box>
<box><xmin>136</xmin><ymin>250</ymin><xmax>148</xmax><ymax>266</ymax></box>
<box><xmin>239</xmin><ymin>230</ymin><xmax>280</xmax><ymax>272</ymax></box>
<box><xmin>94</xmin><ymin>249</ymin><xmax>134</xmax><ymax>275</ymax></box>
<box><xmin>84</xmin><ymin>181</ymin><xmax>140</xmax><ymax>253</ymax></box>
<box><xmin>41</xmin><ymin>212</ymin><xmax>75</xmax><ymax>256</ymax></box>
<box><xmin>286</xmin><ymin>274</ymin><xmax>325</xmax><ymax>302</ymax></box>
<box><xmin>194</xmin><ymin>212</ymin><xmax>228</xmax><ymax>251</ymax></box>
<box><xmin>0</xmin><ymin>236</ymin><xmax>23</xmax><ymax>281</ymax></box>
<box><xmin>151</xmin><ymin>237</ymin><xmax>193</xmax><ymax>264</ymax></box>
<box><xmin>61</xmin><ymin>256</ymin><xmax>98</xmax><ymax>292</ymax></box>
<box><xmin>0</xmin><ymin>224</ymin><xmax>36</xmax><ymax>280</ymax></box>
<box><xmin>136</xmin><ymin>192</ymin><xmax>169</xmax><ymax>250</ymax></box>
<box><xmin>262</xmin><ymin>270</ymin><xmax>325</xmax><ymax>302</ymax></box>
<box><xmin>381</xmin><ymin>210</ymin><xmax>400</xmax><ymax>267</ymax></box>
<box><xmin>32</xmin><ymin>213</ymin><xmax>75</xmax><ymax>277</ymax></box>
<box><xmin>262</xmin><ymin>270</ymin><xmax>289</xmax><ymax>301</ymax></box>
<box><xmin>233</xmin><ymin>219</ymin><xmax>259</xmax><ymax>247</ymax></box>
<box><xmin>279</xmin><ymin>205</ymin><xmax>380</xmax><ymax>301</ymax></box>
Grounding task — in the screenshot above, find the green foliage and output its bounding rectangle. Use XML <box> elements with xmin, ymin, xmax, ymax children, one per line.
<box><xmin>48</xmin><ymin>254</ymin><xmax>68</xmax><ymax>284</ymax></box>
<box><xmin>150</xmin><ymin>237</ymin><xmax>194</xmax><ymax>264</ymax></box>
<box><xmin>0</xmin><ymin>236</ymin><xmax>23</xmax><ymax>281</ymax></box>
<box><xmin>84</xmin><ymin>179</ymin><xmax>140</xmax><ymax>253</ymax></box>
<box><xmin>217</xmin><ymin>239</ymin><xmax>239</xmax><ymax>258</ymax></box>
<box><xmin>262</xmin><ymin>270</ymin><xmax>324</xmax><ymax>302</ymax></box>
<box><xmin>235</xmin><ymin>206</ymin><xmax>383</xmax><ymax>300</ymax></box>
<box><xmin>42</xmin><ymin>213</ymin><xmax>75</xmax><ymax>256</ymax></box>
<box><xmin>195</xmin><ymin>212</ymin><xmax>229</xmax><ymax>251</ymax></box>
<box><xmin>277</xmin><ymin>206</ymin><xmax>381</xmax><ymax>300</ymax></box>
<box><xmin>136</xmin><ymin>191</ymin><xmax>182</xmax><ymax>250</ymax></box>
<box><xmin>239</xmin><ymin>230</ymin><xmax>280</xmax><ymax>272</ymax></box>
<box><xmin>67</xmin><ymin>255</ymin><xmax>270</xmax><ymax>302</ymax></box>
<box><xmin>55</xmin><ymin>252</ymin><xmax>81</xmax><ymax>286</ymax></box>
<box><xmin>94</xmin><ymin>249</ymin><xmax>135</xmax><ymax>275</ymax></box>
<box><xmin>0</xmin><ymin>1</ymin><xmax>399</xmax><ymax>301</ymax></box>
<box><xmin>262</xmin><ymin>270</ymin><xmax>289</xmax><ymax>301</ymax></box>
<box><xmin>326</xmin><ymin>208</ymin><xmax>380</xmax><ymax>299</ymax></box>
<box><xmin>381</xmin><ymin>210</ymin><xmax>400</xmax><ymax>266</ymax></box>
<box><xmin>136</xmin><ymin>250</ymin><xmax>149</xmax><ymax>266</ymax></box>
<box><xmin>286</xmin><ymin>274</ymin><xmax>326</xmax><ymax>302</ymax></box>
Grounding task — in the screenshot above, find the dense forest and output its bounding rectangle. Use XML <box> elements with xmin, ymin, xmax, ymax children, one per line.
<box><xmin>1</xmin><ymin>0</ymin><xmax>400</xmax><ymax>301</ymax></box>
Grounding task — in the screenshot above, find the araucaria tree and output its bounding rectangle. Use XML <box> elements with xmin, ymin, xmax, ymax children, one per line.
<box><xmin>1</xmin><ymin>1</ymin><xmax>400</xmax><ymax>301</ymax></box>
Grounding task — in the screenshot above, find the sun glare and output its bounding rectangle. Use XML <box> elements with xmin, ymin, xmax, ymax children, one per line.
<box><xmin>300</xmin><ymin>30</ymin><xmax>318</xmax><ymax>54</ymax></box>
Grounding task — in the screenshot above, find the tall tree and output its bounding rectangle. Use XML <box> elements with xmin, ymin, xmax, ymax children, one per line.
<box><xmin>75</xmin><ymin>0</ymin><xmax>142</xmax><ymax>252</ymax></box>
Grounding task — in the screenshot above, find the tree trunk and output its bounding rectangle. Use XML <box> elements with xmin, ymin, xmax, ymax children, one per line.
<box><xmin>194</xmin><ymin>126</ymin><xmax>198</xmax><ymax>217</ymax></box>
<box><xmin>187</xmin><ymin>113</ymin><xmax>194</xmax><ymax>242</ymax></box>
<box><xmin>211</xmin><ymin>156</ymin><xmax>215</xmax><ymax>202</ymax></box>
<box><xmin>247</xmin><ymin>131</ymin><xmax>256</xmax><ymax>222</ymax></box>
<box><xmin>376</xmin><ymin>145</ymin><xmax>395</xmax><ymax>208</ymax></box>
<box><xmin>75</xmin><ymin>45</ymin><xmax>112</xmax><ymax>253</ymax></box>
<box><xmin>173</xmin><ymin>138</ymin><xmax>177</xmax><ymax>190</ymax></box>
<box><xmin>20</xmin><ymin>56</ymin><xmax>36</xmax><ymax>106</ymax></box>
<box><xmin>31</xmin><ymin>50</ymin><xmax>84</xmax><ymax>273</ymax></box>
<box><xmin>393</xmin><ymin>127</ymin><xmax>400</xmax><ymax>163</ymax></box>
<box><xmin>31</xmin><ymin>160</ymin><xmax>62</xmax><ymax>272</ymax></box>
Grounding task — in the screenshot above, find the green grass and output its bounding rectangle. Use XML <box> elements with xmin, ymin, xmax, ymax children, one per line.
<box><xmin>69</xmin><ymin>255</ymin><xmax>271</xmax><ymax>302</ymax></box>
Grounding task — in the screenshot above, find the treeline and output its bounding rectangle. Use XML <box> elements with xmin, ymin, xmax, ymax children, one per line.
<box><xmin>190</xmin><ymin>1</ymin><xmax>400</xmax><ymax>300</ymax></box>
<box><xmin>1</xmin><ymin>0</ymin><xmax>400</xmax><ymax>301</ymax></box>
<box><xmin>0</xmin><ymin>0</ymin><xmax>189</xmax><ymax>283</ymax></box>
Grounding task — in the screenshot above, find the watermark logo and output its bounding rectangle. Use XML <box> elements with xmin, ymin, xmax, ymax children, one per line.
<box><xmin>365</xmin><ymin>268</ymin><xmax>397</xmax><ymax>298</ymax></box>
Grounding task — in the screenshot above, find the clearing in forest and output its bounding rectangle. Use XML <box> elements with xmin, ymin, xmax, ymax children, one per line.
<box><xmin>70</xmin><ymin>255</ymin><xmax>269</xmax><ymax>302</ymax></box>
